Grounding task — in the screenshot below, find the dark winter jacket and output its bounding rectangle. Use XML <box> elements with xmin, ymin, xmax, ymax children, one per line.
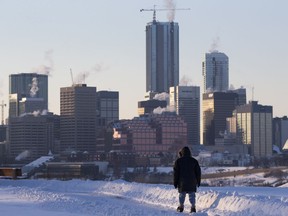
<box><xmin>173</xmin><ymin>146</ymin><xmax>201</xmax><ymax>193</ymax></box>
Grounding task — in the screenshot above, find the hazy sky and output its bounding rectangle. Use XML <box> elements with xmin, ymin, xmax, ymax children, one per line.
<box><xmin>0</xmin><ymin>0</ymin><xmax>287</xmax><ymax>120</ymax></box>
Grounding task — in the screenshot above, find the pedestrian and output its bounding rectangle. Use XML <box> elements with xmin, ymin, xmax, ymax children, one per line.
<box><xmin>173</xmin><ymin>146</ymin><xmax>201</xmax><ymax>213</ymax></box>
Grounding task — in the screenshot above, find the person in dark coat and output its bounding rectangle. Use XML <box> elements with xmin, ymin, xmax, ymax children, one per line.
<box><xmin>173</xmin><ymin>146</ymin><xmax>201</xmax><ymax>213</ymax></box>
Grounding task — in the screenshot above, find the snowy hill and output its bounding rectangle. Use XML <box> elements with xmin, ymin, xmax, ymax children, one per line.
<box><xmin>0</xmin><ymin>179</ymin><xmax>287</xmax><ymax>216</ymax></box>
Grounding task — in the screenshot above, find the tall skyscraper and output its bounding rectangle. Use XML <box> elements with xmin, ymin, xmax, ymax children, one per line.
<box><xmin>96</xmin><ymin>91</ymin><xmax>119</xmax><ymax>127</ymax></box>
<box><xmin>170</xmin><ymin>86</ymin><xmax>200</xmax><ymax>146</ymax></box>
<box><xmin>233</xmin><ymin>101</ymin><xmax>273</xmax><ymax>157</ymax></box>
<box><xmin>202</xmin><ymin>92</ymin><xmax>238</xmax><ymax>146</ymax></box>
<box><xmin>60</xmin><ymin>84</ymin><xmax>97</xmax><ymax>154</ymax></box>
<box><xmin>146</xmin><ymin>20</ymin><xmax>179</xmax><ymax>93</ymax></box>
<box><xmin>273</xmin><ymin>116</ymin><xmax>288</xmax><ymax>150</ymax></box>
<box><xmin>202</xmin><ymin>52</ymin><xmax>229</xmax><ymax>93</ymax></box>
<box><xmin>9</xmin><ymin>73</ymin><xmax>48</xmax><ymax>117</ymax></box>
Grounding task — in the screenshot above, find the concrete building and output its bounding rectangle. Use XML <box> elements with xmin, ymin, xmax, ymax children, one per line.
<box><xmin>111</xmin><ymin>113</ymin><xmax>187</xmax><ymax>155</ymax></box>
<box><xmin>60</xmin><ymin>84</ymin><xmax>97</xmax><ymax>155</ymax></box>
<box><xmin>202</xmin><ymin>92</ymin><xmax>239</xmax><ymax>146</ymax></box>
<box><xmin>232</xmin><ymin>101</ymin><xmax>273</xmax><ymax>157</ymax></box>
<box><xmin>9</xmin><ymin>73</ymin><xmax>48</xmax><ymax>117</ymax></box>
<box><xmin>146</xmin><ymin>20</ymin><xmax>179</xmax><ymax>93</ymax></box>
<box><xmin>202</xmin><ymin>52</ymin><xmax>229</xmax><ymax>93</ymax></box>
<box><xmin>8</xmin><ymin>114</ymin><xmax>55</xmax><ymax>162</ymax></box>
<box><xmin>273</xmin><ymin>116</ymin><xmax>288</xmax><ymax>151</ymax></box>
<box><xmin>170</xmin><ymin>86</ymin><xmax>200</xmax><ymax>145</ymax></box>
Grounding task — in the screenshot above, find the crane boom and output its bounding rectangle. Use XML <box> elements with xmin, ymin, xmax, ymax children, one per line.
<box><xmin>140</xmin><ymin>5</ymin><xmax>190</xmax><ymax>21</ymax></box>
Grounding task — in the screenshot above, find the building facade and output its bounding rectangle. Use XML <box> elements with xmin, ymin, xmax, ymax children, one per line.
<box><xmin>9</xmin><ymin>73</ymin><xmax>48</xmax><ymax>117</ymax></box>
<box><xmin>233</xmin><ymin>101</ymin><xmax>273</xmax><ymax>157</ymax></box>
<box><xmin>60</xmin><ymin>84</ymin><xmax>97</xmax><ymax>155</ymax></box>
<box><xmin>146</xmin><ymin>20</ymin><xmax>179</xmax><ymax>93</ymax></box>
<box><xmin>202</xmin><ymin>92</ymin><xmax>238</xmax><ymax>146</ymax></box>
<box><xmin>170</xmin><ymin>86</ymin><xmax>200</xmax><ymax>145</ymax></box>
<box><xmin>8</xmin><ymin>114</ymin><xmax>55</xmax><ymax>162</ymax></box>
<box><xmin>202</xmin><ymin>52</ymin><xmax>229</xmax><ymax>93</ymax></box>
<box><xmin>111</xmin><ymin>113</ymin><xmax>187</xmax><ymax>155</ymax></box>
<box><xmin>96</xmin><ymin>91</ymin><xmax>119</xmax><ymax>127</ymax></box>
<box><xmin>273</xmin><ymin>116</ymin><xmax>288</xmax><ymax>151</ymax></box>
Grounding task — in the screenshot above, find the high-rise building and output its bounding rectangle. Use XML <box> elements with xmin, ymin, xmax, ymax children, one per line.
<box><xmin>232</xmin><ymin>101</ymin><xmax>273</xmax><ymax>157</ymax></box>
<box><xmin>60</xmin><ymin>84</ymin><xmax>97</xmax><ymax>154</ymax></box>
<box><xmin>146</xmin><ymin>20</ymin><xmax>179</xmax><ymax>93</ymax></box>
<box><xmin>8</xmin><ymin>114</ymin><xmax>55</xmax><ymax>162</ymax></box>
<box><xmin>202</xmin><ymin>92</ymin><xmax>238</xmax><ymax>146</ymax></box>
<box><xmin>96</xmin><ymin>91</ymin><xmax>119</xmax><ymax>127</ymax></box>
<box><xmin>273</xmin><ymin>116</ymin><xmax>288</xmax><ymax>151</ymax></box>
<box><xmin>202</xmin><ymin>52</ymin><xmax>229</xmax><ymax>93</ymax></box>
<box><xmin>9</xmin><ymin>73</ymin><xmax>48</xmax><ymax>117</ymax></box>
<box><xmin>170</xmin><ymin>86</ymin><xmax>200</xmax><ymax>145</ymax></box>
<box><xmin>95</xmin><ymin>91</ymin><xmax>119</xmax><ymax>153</ymax></box>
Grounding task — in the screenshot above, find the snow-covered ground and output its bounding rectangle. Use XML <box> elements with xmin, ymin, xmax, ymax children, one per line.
<box><xmin>0</xmin><ymin>179</ymin><xmax>287</xmax><ymax>216</ymax></box>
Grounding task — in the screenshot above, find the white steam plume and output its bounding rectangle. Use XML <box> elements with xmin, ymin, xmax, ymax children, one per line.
<box><xmin>74</xmin><ymin>63</ymin><xmax>109</xmax><ymax>84</ymax></box>
<box><xmin>209</xmin><ymin>36</ymin><xmax>220</xmax><ymax>53</ymax></box>
<box><xmin>31</xmin><ymin>50</ymin><xmax>54</xmax><ymax>75</ymax></box>
<box><xmin>29</xmin><ymin>77</ymin><xmax>39</xmax><ymax>97</ymax></box>
<box><xmin>153</xmin><ymin>105</ymin><xmax>175</xmax><ymax>114</ymax></box>
<box><xmin>153</xmin><ymin>92</ymin><xmax>169</xmax><ymax>102</ymax></box>
<box><xmin>180</xmin><ymin>75</ymin><xmax>192</xmax><ymax>86</ymax></box>
<box><xmin>15</xmin><ymin>150</ymin><xmax>31</xmax><ymax>161</ymax></box>
<box><xmin>164</xmin><ymin>0</ymin><xmax>176</xmax><ymax>22</ymax></box>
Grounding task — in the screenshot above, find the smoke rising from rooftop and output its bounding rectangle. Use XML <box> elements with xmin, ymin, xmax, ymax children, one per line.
<box><xmin>31</xmin><ymin>50</ymin><xmax>54</xmax><ymax>75</ymax></box>
<box><xmin>164</xmin><ymin>0</ymin><xmax>176</xmax><ymax>22</ymax></box>
<box><xmin>180</xmin><ymin>75</ymin><xmax>193</xmax><ymax>86</ymax></box>
<box><xmin>74</xmin><ymin>63</ymin><xmax>109</xmax><ymax>85</ymax></box>
<box><xmin>209</xmin><ymin>36</ymin><xmax>220</xmax><ymax>53</ymax></box>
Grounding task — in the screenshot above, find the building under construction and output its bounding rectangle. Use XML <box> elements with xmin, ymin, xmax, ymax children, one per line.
<box><xmin>145</xmin><ymin>13</ymin><xmax>179</xmax><ymax>94</ymax></box>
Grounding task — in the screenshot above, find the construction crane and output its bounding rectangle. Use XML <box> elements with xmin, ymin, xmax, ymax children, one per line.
<box><xmin>0</xmin><ymin>100</ymin><xmax>6</xmax><ymax>125</ymax></box>
<box><xmin>140</xmin><ymin>5</ymin><xmax>190</xmax><ymax>22</ymax></box>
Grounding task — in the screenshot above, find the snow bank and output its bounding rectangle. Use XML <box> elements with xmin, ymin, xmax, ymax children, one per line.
<box><xmin>0</xmin><ymin>179</ymin><xmax>287</xmax><ymax>215</ymax></box>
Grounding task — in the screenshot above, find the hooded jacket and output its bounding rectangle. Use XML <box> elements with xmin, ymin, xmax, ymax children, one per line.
<box><xmin>173</xmin><ymin>146</ymin><xmax>201</xmax><ymax>192</ymax></box>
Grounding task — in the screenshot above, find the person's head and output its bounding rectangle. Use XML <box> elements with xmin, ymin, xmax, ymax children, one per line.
<box><xmin>179</xmin><ymin>146</ymin><xmax>191</xmax><ymax>157</ymax></box>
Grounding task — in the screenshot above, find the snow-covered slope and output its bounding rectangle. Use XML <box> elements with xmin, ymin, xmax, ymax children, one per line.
<box><xmin>0</xmin><ymin>179</ymin><xmax>287</xmax><ymax>216</ymax></box>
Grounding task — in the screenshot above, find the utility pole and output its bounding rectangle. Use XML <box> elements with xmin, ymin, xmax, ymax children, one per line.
<box><xmin>0</xmin><ymin>100</ymin><xmax>6</xmax><ymax>125</ymax></box>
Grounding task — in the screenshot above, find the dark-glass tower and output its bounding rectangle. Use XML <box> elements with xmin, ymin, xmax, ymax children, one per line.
<box><xmin>146</xmin><ymin>20</ymin><xmax>179</xmax><ymax>93</ymax></box>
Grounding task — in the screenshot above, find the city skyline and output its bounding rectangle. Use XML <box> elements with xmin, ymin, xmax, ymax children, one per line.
<box><xmin>0</xmin><ymin>0</ymin><xmax>288</xmax><ymax>121</ymax></box>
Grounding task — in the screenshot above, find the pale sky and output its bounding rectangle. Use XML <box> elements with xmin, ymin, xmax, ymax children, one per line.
<box><xmin>0</xmin><ymin>0</ymin><xmax>287</xmax><ymax>120</ymax></box>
